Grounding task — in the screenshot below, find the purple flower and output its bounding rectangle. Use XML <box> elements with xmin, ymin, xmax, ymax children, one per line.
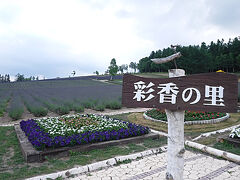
<box><xmin>20</xmin><ymin>117</ymin><xmax>150</xmax><ymax>150</ymax></box>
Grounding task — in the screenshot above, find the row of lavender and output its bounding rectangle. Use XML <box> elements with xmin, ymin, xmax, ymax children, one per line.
<box><xmin>20</xmin><ymin>114</ymin><xmax>150</xmax><ymax>149</ymax></box>
<box><xmin>0</xmin><ymin>79</ymin><xmax>122</xmax><ymax>120</ymax></box>
<box><xmin>0</xmin><ymin>88</ymin><xmax>11</xmax><ymax>117</ymax></box>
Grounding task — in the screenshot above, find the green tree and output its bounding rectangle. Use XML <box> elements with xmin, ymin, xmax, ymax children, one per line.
<box><xmin>118</xmin><ymin>65</ymin><xmax>124</xmax><ymax>74</ymax></box>
<box><xmin>123</xmin><ymin>64</ymin><xmax>128</xmax><ymax>72</ymax></box>
<box><xmin>118</xmin><ymin>64</ymin><xmax>128</xmax><ymax>74</ymax></box>
<box><xmin>108</xmin><ymin>58</ymin><xmax>118</xmax><ymax>80</ymax></box>
<box><xmin>7</xmin><ymin>74</ymin><xmax>10</xmax><ymax>82</ymax></box>
<box><xmin>137</xmin><ymin>36</ymin><xmax>240</xmax><ymax>74</ymax></box>
<box><xmin>72</xmin><ymin>71</ymin><xmax>76</xmax><ymax>76</ymax></box>
<box><xmin>93</xmin><ymin>71</ymin><xmax>99</xmax><ymax>75</ymax></box>
<box><xmin>16</xmin><ymin>73</ymin><xmax>25</xmax><ymax>82</ymax></box>
<box><xmin>129</xmin><ymin>62</ymin><xmax>138</xmax><ymax>73</ymax></box>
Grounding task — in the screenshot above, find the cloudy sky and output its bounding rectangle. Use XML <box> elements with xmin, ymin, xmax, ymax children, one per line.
<box><xmin>0</xmin><ymin>0</ymin><xmax>239</xmax><ymax>79</ymax></box>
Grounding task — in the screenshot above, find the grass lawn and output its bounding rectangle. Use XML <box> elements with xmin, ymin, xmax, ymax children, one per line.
<box><xmin>111</xmin><ymin>112</ymin><xmax>240</xmax><ymax>139</ymax></box>
<box><xmin>107</xmin><ymin>79</ymin><xmax>123</xmax><ymax>85</ymax></box>
<box><xmin>106</xmin><ymin>72</ymin><xmax>169</xmax><ymax>85</ymax></box>
<box><xmin>196</xmin><ymin>131</ymin><xmax>240</xmax><ymax>156</ymax></box>
<box><xmin>111</xmin><ymin>112</ymin><xmax>240</xmax><ymax>156</ymax></box>
<box><xmin>213</xmin><ymin>141</ymin><xmax>240</xmax><ymax>155</ymax></box>
<box><xmin>134</xmin><ymin>72</ymin><xmax>168</xmax><ymax>78</ymax></box>
<box><xmin>0</xmin><ymin>126</ymin><xmax>167</xmax><ymax>180</ymax></box>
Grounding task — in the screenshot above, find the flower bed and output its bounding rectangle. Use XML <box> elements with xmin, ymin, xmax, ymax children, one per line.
<box><xmin>229</xmin><ymin>128</ymin><xmax>240</xmax><ymax>139</ymax></box>
<box><xmin>20</xmin><ymin>114</ymin><xmax>150</xmax><ymax>150</ymax></box>
<box><xmin>145</xmin><ymin>109</ymin><xmax>226</xmax><ymax>121</ymax></box>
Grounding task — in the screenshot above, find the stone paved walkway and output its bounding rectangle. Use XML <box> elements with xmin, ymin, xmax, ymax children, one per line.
<box><xmin>70</xmin><ymin>150</ymin><xmax>239</xmax><ymax>180</ymax></box>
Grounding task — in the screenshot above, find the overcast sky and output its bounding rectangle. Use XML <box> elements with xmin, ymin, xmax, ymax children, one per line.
<box><xmin>0</xmin><ymin>0</ymin><xmax>239</xmax><ymax>79</ymax></box>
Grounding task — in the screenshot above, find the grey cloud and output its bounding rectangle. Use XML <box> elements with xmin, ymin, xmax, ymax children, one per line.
<box><xmin>120</xmin><ymin>0</ymin><xmax>203</xmax><ymax>47</ymax></box>
<box><xmin>0</xmin><ymin>34</ymin><xmax>103</xmax><ymax>78</ymax></box>
<box><xmin>118</xmin><ymin>0</ymin><xmax>239</xmax><ymax>49</ymax></box>
<box><xmin>207</xmin><ymin>0</ymin><xmax>240</xmax><ymax>31</ymax></box>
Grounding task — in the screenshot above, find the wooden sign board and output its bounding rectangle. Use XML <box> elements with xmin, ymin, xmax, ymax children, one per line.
<box><xmin>122</xmin><ymin>73</ymin><xmax>238</xmax><ymax>113</ymax></box>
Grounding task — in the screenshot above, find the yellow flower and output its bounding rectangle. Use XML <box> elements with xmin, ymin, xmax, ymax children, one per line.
<box><xmin>216</xmin><ymin>70</ymin><xmax>224</xmax><ymax>73</ymax></box>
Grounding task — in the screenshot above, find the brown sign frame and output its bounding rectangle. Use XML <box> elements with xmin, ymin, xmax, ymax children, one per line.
<box><xmin>122</xmin><ymin>73</ymin><xmax>238</xmax><ymax>113</ymax></box>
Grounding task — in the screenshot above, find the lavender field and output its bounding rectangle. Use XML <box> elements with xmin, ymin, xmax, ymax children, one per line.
<box><xmin>0</xmin><ymin>77</ymin><xmax>122</xmax><ymax>120</ymax></box>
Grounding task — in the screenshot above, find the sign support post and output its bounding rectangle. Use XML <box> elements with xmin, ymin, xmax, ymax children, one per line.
<box><xmin>165</xmin><ymin>69</ymin><xmax>185</xmax><ymax>180</ymax></box>
<box><xmin>151</xmin><ymin>50</ymin><xmax>185</xmax><ymax>180</ymax></box>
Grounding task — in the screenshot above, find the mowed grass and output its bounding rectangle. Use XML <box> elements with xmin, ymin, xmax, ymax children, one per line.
<box><xmin>107</xmin><ymin>72</ymin><xmax>169</xmax><ymax>85</ymax></box>
<box><xmin>195</xmin><ymin>131</ymin><xmax>240</xmax><ymax>156</ymax></box>
<box><xmin>213</xmin><ymin>141</ymin><xmax>240</xmax><ymax>155</ymax></box>
<box><xmin>111</xmin><ymin>112</ymin><xmax>240</xmax><ymax>139</ymax></box>
<box><xmin>112</xmin><ymin>112</ymin><xmax>240</xmax><ymax>156</ymax></box>
<box><xmin>134</xmin><ymin>72</ymin><xmax>168</xmax><ymax>78</ymax></box>
<box><xmin>0</xmin><ymin>126</ymin><xmax>167</xmax><ymax>180</ymax></box>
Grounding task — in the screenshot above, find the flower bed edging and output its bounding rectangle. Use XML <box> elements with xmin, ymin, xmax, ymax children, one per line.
<box><xmin>143</xmin><ymin>112</ymin><xmax>230</xmax><ymax>125</ymax></box>
<box><xmin>185</xmin><ymin>140</ymin><xmax>240</xmax><ymax>163</ymax></box>
<box><xmin>193</xmin><ymin>124</ymin><xmax>240</xmax><ymax>141</ymax></box>
<box><xmin>14</xmin><ymin>124</ymin><xmax>41</xmax><ymax>162</ymax></box>
<box><xmin>15</xmin><ymin>124</ymin><xmax>159</xmax><ymax>163</ymax></box>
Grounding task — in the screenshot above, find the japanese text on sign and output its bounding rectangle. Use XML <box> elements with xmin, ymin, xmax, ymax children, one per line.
<box><xmin>133</xmin><ymin>81</ymin><xmax>224</xmax><ymax>107</ymax></box>
<box><xmin>122</xmin><ymin>73</ymin><xmax>238</xmax><ymax>112</ymax></box>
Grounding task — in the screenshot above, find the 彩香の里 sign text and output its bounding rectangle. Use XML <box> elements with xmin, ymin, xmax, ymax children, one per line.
<box><xmin>122</xmin><ymin>73</ymin><xmax>238</xmax><ymax>113</ymax></box>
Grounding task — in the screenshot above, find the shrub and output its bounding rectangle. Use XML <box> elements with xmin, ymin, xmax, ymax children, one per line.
<box><xmin>145</xmin><ymin>109</ymin><xmax>167</xmax><ymax>121</ymax></box>
<box><xmin>82</xmin><ymin>100</ymin><xmax>94</xmax><ymax>109</ymax></box>
<box><xmin>24</xmin><ymin>101</ymin><xmax>48</xmax><ymax>117</ymax></box>
<box><xmin>0</xmin><ymin>99</ymin><xmax>9</xmax><ymax>117</ymax></box>
<box><xmin>43</xmin><ymin>101</ymin><xmax>58</xmax><ymax>112</ymax></box>
<box><xmin>105</xmin><ymin>101</ymin><xmax>122</xmax><ymax>110</ymax></box>
<box><xmin>0</xmin><ymin>108</ymin><xmax>3</xmax><ymax>116</ymax></box>
<box><xmin>73</xmin><ymin>105</ymin><xmax>84</xmax><ymax>113</ymax></box>
<box><xmin>55</xmin><ymin>106</ymin><xmax>70</xmax><ymax>115</ymax></box>
<box><xmin>32</xmin><ymin>107</ymin><xmax>48</xmax><ymax>117</ymax></box>
<box><xmin>64</xmin><ymin>102</ymin><xmax>75</xmax><ymax>111</ymax></box>
<box><xmin>9</xmin><ymin>108</ymin><xmax>24</xmax><ymax>120</ymax></box>
<box><xmin>94</xmin><ymin>104</ymin><xmax>105</xmax><ymax>111</ymax></box>
<box><xmin>146</xmin><ymin>109</ymin><xmax>226</xmax><ymax>121</ymax></box>
<box><xmin>82</xmin><ymin>99</ymin><xmax>100</xmax><ymax>109</ymax></box>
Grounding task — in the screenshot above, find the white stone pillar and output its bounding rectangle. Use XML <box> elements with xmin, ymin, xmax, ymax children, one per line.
<box><xmin>166</xmin><ymin>69</ymin><xmax>185</xmax><ymax>180</ymax></box>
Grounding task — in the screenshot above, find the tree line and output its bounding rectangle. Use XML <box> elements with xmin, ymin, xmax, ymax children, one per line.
<box><xmin>106</xmin><ymin>59</ymin><xmax>139</xmax><ymax>80</ymax></box>
<box><xmin>0</xmin><ymin>74</ymin><xmax>10</xmax><ymax>83</ymax></box>
<box><xmin>15</xmin><ymin>73</ymin><xmax>39</xmax><ymax>82</ymax></box>
<box><xmin>138</xmin><ymin>37</ymin><xmax>240</xmax><ymax>74</ymax></box>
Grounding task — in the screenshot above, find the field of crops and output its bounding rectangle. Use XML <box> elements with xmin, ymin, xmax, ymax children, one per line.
<box><xmin>0</xmin><ymin>77</ymin><xmax>122</xmax><ymax>121</ymax></box>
